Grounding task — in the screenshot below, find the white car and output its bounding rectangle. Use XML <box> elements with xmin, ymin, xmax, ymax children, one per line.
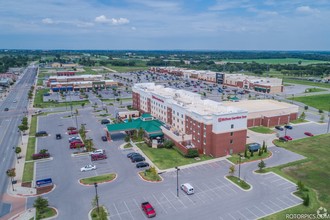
<box><xmin>80</xmin><ymin>165</ymin><xmax>96</xmax><ymax>172</ymax></box>
<box><xmin>90</xmin><ymin>149</ymin><xmax>105</xmax><ymax>155</ymax></box>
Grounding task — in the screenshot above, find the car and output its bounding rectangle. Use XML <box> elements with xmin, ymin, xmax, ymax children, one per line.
<box><xmin>4</xmin><ymin>108</ymin><xmax>9</xmax><ymax>111</ymax></box>
<box><xmin>101</xmin><ymin>136</ymin><xmax>107</xmax><ymax>141</ymax></box>
<box><xmin>69</xmin><ymin>136</ymin><xmax>81</xmax><ymax>142</ymax></box>
<box><xmin>91</xmin><ymin>154</ymin><xmax>107</xmax><ymax>161</ymax></box>
<box><xmin>13</xmin><ymin>100</ymin><xmax>17</xmax><ymax>103</ymax></box>
<box><xmin>304</xmin><ymin>132</ymin><xmax>314</xmax><ymax>137</ymax></box>
<box><xmin>70</xmin><ymin>142</ymin><xmax>85</xmax><ymax>149</ymax></box>
<box><xmin>70</xmin><ymin>139</ymin><xmax>83</xmax><ymax>145</ymax></box>
<box><xmin>275</xmin><ymin>126</ymin><xmax>284</xmax><ymax>131</ymax></box>
<box><xmin>141</xmin><ymin>202</ymin><xmax>156</xmax><ymax>218</ymax></box>
<box><xmin>80</xmin><ymin>164</ymin><xmax>96</xmax><ymax>172</ymax></box>
<box><xmin>67</xmin><ymin>126</ymin><xmax>77</xmax><ymax>131</ymax></box>
<box><xmin>136</xmin><ymin>162</ymin><xmax>149</xmax><ymax>168</ymax></box>
<box><xmin>101</xmin><ymin>119</ymin><xmax>110</xmax><ymax>124</ymax></box>
<box><xmin>284</xmin><ymin>125</ymin><xmax>293</xmax><ymax>130</ymax></box>
<box><xmin>90</xmin><ymin>149</ymin><xmax>105</xmax><ymax>155</ymax></box>
<box><xmin>68</xmin><ymin>130</ymin><xmax>78</xmax><ymax>135</ymax></box>
<box><xmin>284</xmin><ymin>135</ymin><xmax>293</xmax><ymax>141</ymax></box>
<box><xmin>131</xmin><ymin>156</ymin><xmax>145</xmax><ymax>163</ymax></box>
<box><xmin>56</xmin><ymin>134</ymin><xmax>62</xmax><ymax>140</ymax></box>
<box><xmin>127</xmin><ymin>152</ymin><xmax>141</xmax><ymax>158</ymax></box>
<box><xmin>279</xmin><ymin>137</ymin><xmax>288</xmax><ymax>142</ymax></box>
<box><xmin>35</xmin><ymin>131</ymin><xmax>48</xmax><ymax>137</ymax></box>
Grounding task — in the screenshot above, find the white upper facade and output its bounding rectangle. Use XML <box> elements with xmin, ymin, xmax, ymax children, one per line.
<box><xmin>133</xmin><ymin>83</ymin><xmax>248</xmax><ymax>133</ymax></box>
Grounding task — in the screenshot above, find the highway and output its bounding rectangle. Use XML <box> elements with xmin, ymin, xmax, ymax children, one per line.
<box><xmin>0</xmin><ymin>65</ymin><xmax>37</xmax><ymax>216</ymax></box>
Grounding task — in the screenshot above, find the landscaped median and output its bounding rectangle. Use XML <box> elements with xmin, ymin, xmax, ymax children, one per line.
<box><xmin>138</xmin><ymin>167</ymin><xmax>162</xmax><ymax>182</ymax></box>
<box><xmin>136</xmin><ymin>143</ymin><xmax>213</xmax><ymax>170</ymax></box>
<box><xmin>225</xmin><ymin>175</ymin><xmax>251</xmax><ymax>190</ymax></box>
<box><xmin>227</xmin><ymin>150</ymin><xmax>272</xmax><ymax>165</ymax></box>
<box><xmin>79</xmin><ymin>173</ymin><xmax>117</xmax><ymax>185</ymax></box>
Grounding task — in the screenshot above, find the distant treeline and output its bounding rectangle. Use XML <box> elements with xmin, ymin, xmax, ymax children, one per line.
<box><xmin>0</xmin><ymin>55</ymin><xmax>29</xmax><ymax>72</ymax></box>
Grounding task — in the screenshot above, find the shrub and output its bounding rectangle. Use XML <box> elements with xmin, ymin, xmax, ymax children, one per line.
<box><xmin>124</xmin><ymin>135</ymin><xmax>130</xmax><ymax>142</ymax></box>
<box><xmin>185</xmin><ymin>149</ymin><xmax>199</xmax><ymax>158</ymax></box>
<box><xmin>319</xmin><ymin>109</ymin><xmax>324</xmax><ymax>114</ymax></box>
<box><xmin>163</xmin><ymin>140</ymin><xmax>174</xmax><ymax>149</ymax></box>
<box><xmin>303</xmin><ymin>194</ymin><xmax>310</xmax><ymax>206</ymax></box>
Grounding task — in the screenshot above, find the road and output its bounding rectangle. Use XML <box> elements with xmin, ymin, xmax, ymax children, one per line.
<box><xmin>0</xmin><ymin>65</ymin><xmax>37</xmax><ymax>216</ymax></box>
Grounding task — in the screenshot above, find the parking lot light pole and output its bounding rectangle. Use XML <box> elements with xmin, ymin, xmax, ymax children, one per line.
<box><xmin>327</xmin><ymin>107</ymin><xmax>330</xmax><ymax>133</ymax></box>
<box><xmin>238</xmin><ymin>153</ymin><xmax>242</xmax><ymax>182</ymax></box>
<box><xmin>175</xmin><ymin>167</ymin><xmax>180</xmax><ymax>197</ymax></box>
<box><xmin>94</xmin><ymin>182</ymin><xmax>100</xmax><ymax>214</ymax></box>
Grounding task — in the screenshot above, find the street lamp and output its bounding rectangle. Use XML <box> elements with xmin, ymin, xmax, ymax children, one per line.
<box><xmin>238</xmin><ymin>153</ymin><xmax>242</xmax><ymax>182</ymax></box>
<box><xmin>327</xmin><ymin>107</ymin><xmax>330</xmax><ymax>133</ymax></box>
<box><xmin>94</xmin><ymin>182</ymin><xmax>100</xmax><ymax>214</ymax></box>
<box><xmin>175</xmin><ymin>167</ymin><xmax>180</xmax><ymax>197</ymax></box>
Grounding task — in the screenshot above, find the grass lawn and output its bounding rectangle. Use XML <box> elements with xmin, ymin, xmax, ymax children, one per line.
<box><xmin>26</xmin><ymin>137</ymin><xmax>36</xmax><ymax>160</ymax></box>
<box><xmin>290</xmin><ymin>118</ymin><xmax>308</xmax><ymax>124</ymax></box>
<box><xmin>227</xmin><ymin>151</ymin><xmax>271</xmax><ymax>164</ymax></box>
<box><xmin>106</xmin><ymin>65</ymin><xmax>148</xmax><ymax>72</ymax></box>
<box><xmin>37</xmin><ymin>79</ymin><xmax>43</xmax><ymax>86</ymax></box>
<box><xmin>226</xmin><ymin>175</ymin><xmax>251</xmax><ymax>190</ymax></box>
<box><xmin>304</xmin><ymin>88</ymin><xmax>327</xmax><ymax>93</ymax></box>
<box><xmin>91</xmin><ymin>206</ymin><xmax>109</xmax><ymax>220</ymax></box>
<box><xmin>29</xmin><ymin>116</ymin><xmax>37</xmax><ymax>136</ymax></box>
<box><xmin>262</xmin><ymin>134</ymin><xmax>330</xmax><ymax>219</ymax></box>
<box><xmin>80</xmin><ymin>173</ymin><xmax>116</xmax><ymax>185</ymax></box>
<box><xmin>139</xmin><ymin>170</ymin><xmax>162</xmax><ymax>182</ymax></box>
<box><xmin>284</xmin><ymin>78</ymin><xmax>330</xmax><ymax>89</ymax></box>
<box><xmin>136</xmin><ymin>143</ymin><xmax>213</xmax><ymax>170</ymax></box>
<box><xmin>36</xmin><ymin>207</ymin><xmax>57</xmax><ymax>219</ymax></box>
<box><xmin>223</xmin><ymin>58</ymin><xmax>327</xmax><ymax>65</ymax></box>
<box><xmin>288</xmin><ymin>94</ymin><xmax>330</xmax><ymax>111</ymax></box>
<box><xmin>22</xmin><ymin>162</ymin><xmax>34</xmax><ymax>182</ymax></box>
<box><xmin>249</xmin><ymin>126</ymin><xmax>274</xmax><ymax>134</ymax></box>
<box><xmin>123</xmin><ymin>143</ymin><xmax>132</xmax><ymax>148</ymax></box>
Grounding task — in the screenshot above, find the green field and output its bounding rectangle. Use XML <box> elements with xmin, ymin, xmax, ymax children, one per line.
<box><xmin>288</xmin><ymin>94</ymin><xmax>330</xmax><ymax>111</ymax></box>
<box><xmin>136</xmin><ymin>143</ymin><xmax>213</xmax><ymax>170</ymax></box>
<box><xmin>22</xmin><ymin>162</ymin><xmax>34</xmax><ymax>182</ymax></box>
<box><xmin>262</xmin><ymin>134</ymin><xmax>330</xmax><ymax>219</ymax></box>
<box><xmin>304</xmin><ymin>88</ymin><xmax>327</xmax><ymax>93</ymax></box>
<box><xmin>223</xmin><ymin>58</ymin><xmax>328</xmax><ymax>65</ymax></box>
<box><xmin>284</xmin><ymin>78</ymin><xmax>330</xmax><ymax>89</ymax></box>
<box><xmin>249</xmin><ymin>126</ymin><xmax>274</xmax><ymax>134</ymax></box>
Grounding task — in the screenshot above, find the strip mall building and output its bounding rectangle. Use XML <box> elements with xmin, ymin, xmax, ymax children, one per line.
<box><xmin>132</xmin><ymin>83</ymin><xmax>298</xmax><ymax>158</ymax></box>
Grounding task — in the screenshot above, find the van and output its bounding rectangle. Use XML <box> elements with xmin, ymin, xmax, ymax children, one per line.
<box><xmin>180</xmin><ymin>183</ymin><xmax>194</xmax><ymax>195</ymax></box>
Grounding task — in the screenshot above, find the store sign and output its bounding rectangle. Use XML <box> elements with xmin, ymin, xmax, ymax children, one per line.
<box><xmin>152</xmin><ymin>95</ymin><xmax>164</xmax><ymax>103</ymax></box>
<box><xmin>36</xmin><ymin>178</ymin><xmax>53</xmax><ymax>187</ymax></box>
<box><xmin>218</xmin><ymin>115</ymin><xmax>247</xmax><ymax>122</ymax></box>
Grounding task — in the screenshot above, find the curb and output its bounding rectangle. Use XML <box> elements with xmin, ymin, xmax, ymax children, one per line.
<box><xmin>78</xmin><ymin>173</ymin><xmax>118</xmax><ymax>186</ymax></box>
<box><xmin>224</xmin><ymin>175</ymin><xmax>253</xmax><ymax>192</ymax></box>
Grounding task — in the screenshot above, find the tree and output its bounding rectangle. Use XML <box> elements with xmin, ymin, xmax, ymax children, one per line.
<box><xmin>258</xmin><ymin>160</ymin><xmax>266</xmax><ymax>171</ymax></box>
<box><xmin>138</xmin><ymin>127</ymin><xmax>144</xmax><ymax>140</ymax></box>
<box><xmin>163</xmin><ymin>140</ymin><xmax>174</xmax><ymax>149</ymax></box>
<box><xmin>299</xmin><ymin>112</ymin><xmax>306</xmax><ymax>120</ymax></box>
<box><xmin>81</xmin><ymin>103</ymin><xmax>85</xmax><ymax>108</ymax></box>
<box><xmin>229</xmin><ymin>165</ymin><xmax>235</xmax><ymax>176</ymax></box>
<box><xmin>262</xmin><ymin>140</ymin><xmax>266</xmax><ymax>151</ymax></box>
<box><xmin>124</xmin><ymin>135</ymin><xmax>130</xmax><ymax>142</ymax></box>
<box><xmin>18</xmin><ymin>124</ymin><xmax>29</xmax><ymax>134</ymax></box>
<box><xmin>297</xmin><ymin>180</ymin><xmax>306</xmax><ymax>192</ymax></box>
<box><xmin>250</xmin><ymin>151</ymin><xmax>254</xmax><ymax>157</ymax></box>
<box><xmin>304</xmin><ymin>106</ymin><xmax>308</xmax><ymax>111</ymax></box>
<box><xmin>6</xmin><ymin>168</ymin><xmax>16</xmax><ymax>191</ymax></box>
<box><xmin>33</xmin><ymin>196</ymin><xmax>49</xmax><ymax>214</ymax></box>
<box><xmin>15</xmin><ymin>147</ymin><xmax>22</xmax><ymax>160</ymax></box>
<box><xmin>258</xmin><ymin>148</ymin><xmax>263</xmax><ymax>156</ymax></box>
<box><xmin>244</xmin><ymin>148</ymin><xmax>248</xmax><ymax>158</ymax></box>
<box><xmin>303</xmin><ymin>194</ymin><xmax>310</xmax><ymax>206</ymax></box>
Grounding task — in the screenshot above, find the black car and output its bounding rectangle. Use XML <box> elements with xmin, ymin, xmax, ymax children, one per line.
<box><xmin>275</xmin><ymin>126</ymin><xmax>284</xmax><ymax>131</ymax></box>
<box><xmin>4</xmin><ymin>108</ymin><xmax>9</xmax><ymax>111</ymax></box>
<box><xmin>284</xmin><ymin>125</ymin><xmax>293</xmax><ymax>130</ymax></box>
<box><xmin>131</xmin><ymin>156</ymin><xmax>145</xmax><ymax>163</ymax></box>
<box><xmin>101</xmin><ymin>119</ymin><xmax>110</xmax><ymax>124</ymax></box>
<box><xmin>279</xmin><ymin>137</ymin><xmax>288</xmax><ymax>142</ymax></box>
<box><xmin>136</xmin><ymin>162</ymin><xmax>149</xmax><ymax>168</ymax></box>
<box><xmin>101</xmin><ymin>136</ymin><xmax>107</xmax><ymax>141</ymax></box>
<box><xmin>56</xmin><ymin>134</ymin><xmax>62</xmax><ymax>140</ymax></box>
<box><xmin>36</xmin><ymin>131</ymin><xmax>48</xmax><ymax>137</ymax></box>
<box><xmin>127</xmin><ymin>152</ymin><xmax>141</xmax><ymax>158</ymax></box>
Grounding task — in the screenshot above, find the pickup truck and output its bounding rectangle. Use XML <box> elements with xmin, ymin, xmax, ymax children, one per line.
<box><xmin>141</xmin><ymin>202</ymin><xmax>156</xmax><ymax>218</ymax></box>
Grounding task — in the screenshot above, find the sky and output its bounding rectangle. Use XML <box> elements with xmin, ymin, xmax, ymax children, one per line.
<box><xmin>0</xmin><ymin>0</ymin><xmax>330</xmax><ymax>50</ymax></box>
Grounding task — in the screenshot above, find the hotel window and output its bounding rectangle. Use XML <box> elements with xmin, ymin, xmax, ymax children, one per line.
<box><xmin>204</xmin><ymin>131</ymin><xmax>206</xmax><ymax>137</ymax></box>
<box><xmin>203</xmin><ymin>139</ymin><xmax>206</xmax><ymax>145</ymax></box>
<box><xmin>230</xmin><ymin>140</ymin><xmax>233</xmax><ymax>144</ymax></box>
<box><xmin>231</xmin><ymin>124</ymin><xmax>234</xmax><ymax>129</ymax></box>
<box><xmin>231</xmin><ymin>132</ymin><xmax>233</xmax><ymax>136</ymax></box>
<box><xmin>204</xmin><ymin>125</ymin><xmax>206</xmax><ymax>129</ymax></box>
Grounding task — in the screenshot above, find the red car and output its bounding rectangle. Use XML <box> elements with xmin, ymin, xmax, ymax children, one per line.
<box><xmin>304</xmin><ymin>132</ymin><xmax>314</xmax><ymax>137</ymax></box>
<box><xmin>284</xmin><ymin>135</ymin><xmax>293</xmax><ymax>141</ymax></box>
<box><xmin>70</xmin><ymin>142</ymin><xmax>85</xmax><ymax>149</ymax></box>
<box><xmin>67</xmin><ymin>126</ymin><xmax>77</xmax><ymax>131</ymax></box>
<box><xmin>141</xmin><ymin>202</ymin><xmax>156</xmax><ymax>218</ymax></box>
<box><xmin>68</xmin><ymin>130</ymin><xmax>78</xmax><ymax>135</ymax></box>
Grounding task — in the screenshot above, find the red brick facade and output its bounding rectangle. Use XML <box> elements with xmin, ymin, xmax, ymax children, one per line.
<box><xmin>132</xmin><ymin>92</ymin><xmax>140</xmax><ymax>110</ymax></box>
<box><xmin>167</xmin><ymin>107</ymin><xmax>172</xmax><ymax>124</ymax></box>
<box><xmin>247</xmin><ymin>113</ymin><xmax>298</xmax><ymax>128</ymax></box>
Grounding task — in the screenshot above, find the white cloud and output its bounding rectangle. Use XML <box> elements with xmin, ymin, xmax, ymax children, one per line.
<box><xmin>95</xmin><ymin>15</ymin><xmax>129</xmax><ymax>25</ymax></box>
<box><xmin>296</xmin><ymin>6</ymin><xmax>320</xmax><ymax>14</ymax></box>
<box><xmin>131</xmin><ymin>27</ymin><xmax>136</xmax><ymax>30</ymax></box>
<box><xmin>42</xmin><ymin>18</ymin><xmax>55</xmax><ymax>24</ymax></box>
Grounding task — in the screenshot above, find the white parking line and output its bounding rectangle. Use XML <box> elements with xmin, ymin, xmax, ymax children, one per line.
<box><xmin>162</xmin><ymin>192</ymin><xmax>178</xmax><ymax>211</ymax></box>
<box><xmin>254</xmin><ymin>205</ymin><xmax>267</xmax><ymax>215</ymax></box>
<box><xmin>237</xmin><ymin>210</ymin><xmax>247</xmax><ymax>219</ymax></box>
<box><xmin>133</xmin><ymin>198</ymin><xmax>146</xmax><ymax>217</ymax></box>
<box><xmin>152</xmin><ymin>194</ymin><xmax>168</xmax><ymax>214</ymax></box>
<box><xmin>276</xmin><ymin>197</ymin><xmax>293</xmax><ymax>207</ymax></box>
<box><xmin>169</xmin><ymin>190</ymin><xmax>188</xmax><ymax>208</ymax></box>
<box><xmin>268</xmin><ymin>200</ymin><xmax>283</xmax><ymax>209</ymax></box>
<box><xmin>261</xmin><ymin>202</ymin><xmax>275</xmax><ymax>212</ymax></box>
<box><xmin>124</xmin><ymin>201</ymin><xmax>135</xmax><ymax>220</ymax></box>
<box><xmin>113</xmin><ymin>203</ymin><xmax>122</xmax><ymax>220</ymax></box>
<box><xmin>227</xmin><ymin>213</ymin><xmax>236</xmax><ymax>220</ymax></box>
<box><xmin>244</xmin><ymin>207</ymin><xmax>259</xmax><ymax>218</ymax></box>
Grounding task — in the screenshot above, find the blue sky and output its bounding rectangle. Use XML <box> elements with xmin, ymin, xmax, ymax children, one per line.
<box><xmin>1</xmin><ymin>0</ymin><xmax>329</xmax><ymax>50</ymax></box>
